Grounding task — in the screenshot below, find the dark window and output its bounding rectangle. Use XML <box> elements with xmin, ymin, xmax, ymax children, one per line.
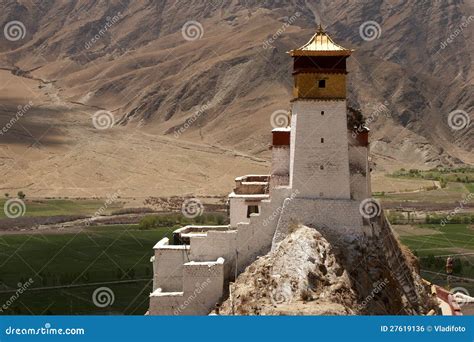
<box><xmin>247</xmin><ymin>205</ymin><xmax>259</xmax><ymax>218</ymax></box>
<box><xmin>321</xmin><ymin>138</ymin><xmax>324</xmax><ymax>143</ymax></box>
<box><xmin>320</xmin><ymin>165</ymin><xmax>324</xmax><ymax>170</ymax></box>
<box><xmin>321</xmin><ymin>111</ymin><xmax>325</xmax><ymax>115</ymax></box>
<box><xmin>318</xmin><ymin>80</ymin><xmax>326</xmax><ymax>88</ymax></box>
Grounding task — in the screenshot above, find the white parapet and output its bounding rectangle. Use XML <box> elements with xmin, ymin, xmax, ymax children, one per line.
<box><xmin>149</xmin><ymin>257</ymin><xmax>226</xmax><ymax>315</ymax></box>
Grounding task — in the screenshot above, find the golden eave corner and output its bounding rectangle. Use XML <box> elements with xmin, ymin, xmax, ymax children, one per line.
<box><xmin>288</xmin><ymin>24</ymin><xmax>354</xmax><ymax>57</ymax></box>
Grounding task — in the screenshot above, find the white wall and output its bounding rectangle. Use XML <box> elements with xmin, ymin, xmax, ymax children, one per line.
<box><xmin>290</xmin><ymin>100</ymin><xmax>351</xmax><ymax>199</ymax></box>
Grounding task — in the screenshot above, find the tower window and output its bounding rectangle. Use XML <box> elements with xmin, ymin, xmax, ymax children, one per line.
<box><xmin>318</xmin><ymin>80</ymin><xmax>326</xmax><ymax>88</ymax></box>
<box><xmin>320</xmin><ymin>165</ymin><xmax>324</xmax><ymax>170</ymax></box>
<box><xmin>247</xmin><ymin>205</ymin><xmax>259</xmax><ymax>218</ymax></box>
<box><xmin>321</xmin><ymin>111</ymin><xmax>325</xmax><ymax>115</ymax></box>
<box><xmin>321</xmin><ymin>138</ymin><xmax>324</xmax><ymax>143</ymax></box>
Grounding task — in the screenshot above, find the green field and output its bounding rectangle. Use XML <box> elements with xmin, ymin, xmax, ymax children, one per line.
<box><xmin>394</xmin><ymin>223</ymin><xmax>474</xmax><ymax>293</ymax></box>
<box><xmin>0</xmin><ymin>198</ymin><xmax>125</xmax><ymax>218</ymax></box>
<box><xmin>0</xmin><ymin>224</ymin><xmax>173</xmax><ymax>315</ymax></box>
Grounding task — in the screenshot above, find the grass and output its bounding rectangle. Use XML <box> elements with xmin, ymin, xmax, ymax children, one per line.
<box><xmin>376</xmin><ymin>182</ymin><xmax>471</xmax><ymax>204</ymax></box>
<box><xmin>0</xmin><ymin>224</ymin><xmax>172</xmax><ymax>315</ymax></box>
<box><xmin>0</xmin><ymin>198</ymin><xmax>125</xmax><ymax>219</ymax></box>
<box><xmin>394</xmin><ymin>223</ymin><xmax>474</xmax><ymax>292</ymax></box>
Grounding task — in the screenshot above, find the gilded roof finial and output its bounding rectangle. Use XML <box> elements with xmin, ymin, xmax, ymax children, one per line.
<box><xmin>317</xmin><ymin>23</ymin><xmax>325</xmax><ymax>34</ymax></box>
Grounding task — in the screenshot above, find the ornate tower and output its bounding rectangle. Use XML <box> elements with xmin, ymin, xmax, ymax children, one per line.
<box><xmin>289</xmin><ymin>25</ymin><xmax>353</xmax><ymax>199</ymax></box>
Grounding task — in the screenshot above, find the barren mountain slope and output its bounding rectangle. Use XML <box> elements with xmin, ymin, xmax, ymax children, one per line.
<box><xmin>0</xmin><ymin>0</ymin><xmax>472</xmax><ymax>196</ymax></box>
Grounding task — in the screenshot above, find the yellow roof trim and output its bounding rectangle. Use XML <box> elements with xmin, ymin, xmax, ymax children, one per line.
<box><xmin>289</xmin><ymin>25</ymin><xmax>353</xmax><ymax>56</ymax></box>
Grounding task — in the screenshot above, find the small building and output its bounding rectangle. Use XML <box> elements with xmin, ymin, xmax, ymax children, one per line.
<box><xmin>148</xmin><ymin>26</ymin><xmax>417</xmax><ymax>315</ymax></box>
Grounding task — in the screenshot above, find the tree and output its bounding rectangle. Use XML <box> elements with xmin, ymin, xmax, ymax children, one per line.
<box><xmin>17</xmin><ymin>191</ymin><xmax>26</xmax><ymax>199</ymax></box>
<box><xmin>4</xmin><ymin>193</ymin><xmax>9</xmax><ymax>198</ymax></box>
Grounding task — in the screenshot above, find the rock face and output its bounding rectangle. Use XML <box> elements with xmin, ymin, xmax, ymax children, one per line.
<box><xmin>219</xmin><ymin>225</ymin><xmax>435</xmax><ymax>315</ymax></box>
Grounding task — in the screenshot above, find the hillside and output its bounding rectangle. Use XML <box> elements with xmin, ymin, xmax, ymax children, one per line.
<box><xmin>0</xmin><ymin>0</ymin><xmax>472</xmax><ymax>197</ymax></box>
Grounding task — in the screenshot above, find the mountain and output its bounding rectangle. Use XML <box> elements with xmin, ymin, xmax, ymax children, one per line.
<box><xmin>0</xmin><ymin>0</ymin><xmax>472</xmax><ymax>197</ymax></box>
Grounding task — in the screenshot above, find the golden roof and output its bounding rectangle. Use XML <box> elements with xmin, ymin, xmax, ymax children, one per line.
<box><xmin>289</xmin><ymin>25</ymin><xmax>353</xmax><ymax>57</ymax></box>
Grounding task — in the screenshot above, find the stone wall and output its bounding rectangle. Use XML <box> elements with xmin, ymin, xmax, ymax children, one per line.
<box><xmin>149</xmin><ymin>258</ymin><xmax>225</xmax><ymax>315</ymax></box>
<box><xmin>153</xmin><ymin>238</ymin><xmax>189</xmax><ymax>292</ymax></box>
<box><xmin>290</xmin><ymin>100</ymin><xmax>351</xmax><ymax>199</ymax></box>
